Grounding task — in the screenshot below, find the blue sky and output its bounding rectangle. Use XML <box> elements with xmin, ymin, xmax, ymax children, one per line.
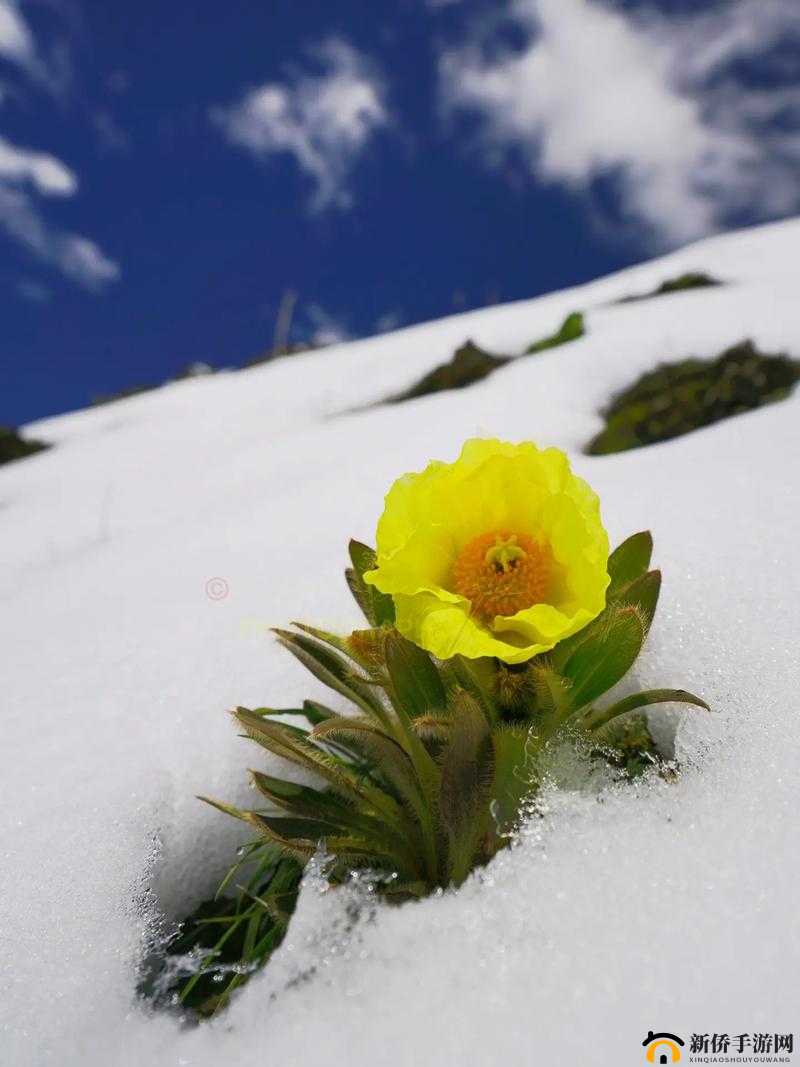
<box><xmin>2</xmin><ymin>0</ymin><xmax>799</xmax><ymax>425</ymax></box>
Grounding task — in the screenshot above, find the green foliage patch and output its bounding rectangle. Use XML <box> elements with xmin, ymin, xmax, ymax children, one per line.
<box><xmin>0</xmin><ymin>426</ymin><xmax>49</xmax><ymax>466</ymax></box>
<box><xmin>586</xmin><ymin>339</ymin><xmax>800</xmax><ymax>455</ymax></box>
<box><xmin>140</xmin><ymin>854</ymin><xmax>301</xmax><ymax>1016</ymax></box>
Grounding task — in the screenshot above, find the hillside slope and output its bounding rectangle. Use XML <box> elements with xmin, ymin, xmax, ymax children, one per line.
<box><xmin>2</xmin><ymin>217</ymin><xmax>800</xmax><ymax>1066</ymax></box>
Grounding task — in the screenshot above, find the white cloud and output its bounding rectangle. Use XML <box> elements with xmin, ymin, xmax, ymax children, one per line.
<box><xmin>439</xmin><ymin>0</ymin><xmax>800</xmax><ymax>247</ymax></box>
<box><xmin>0</xmin><ymin>183</ymin><xmax>120</xmax><ymax>289</ymax></box>
<box><xmin>304</xmin><ymin>302</ymin><xmax>352</xmax><ymax>346</ymax></box>
<box><xmin>659</xmin><ymin>0</ymin><xmax>797</xmax><ymax>84</ymax></box>
<box><xmin>0</xmin><ymin>8</ymin><xmax>120</xmax><ymax>289</ymax></box>
<box><xmin>0</xmin><ymin>0</ymin><xmax>35</xmax><ymax>67</ymax></box>
<box><xmin>0</xmin><ymin>0</ymin><xmax>69</xmax><ymax>92</ymax></box>
<box><xmin>212</xmin><ymin>38</ymin><xmax>388</xmax><ymax>211</ymax></box>
<box><xmin>58</xmin><ymin>235</ymin><xmax>120</xmax><ymax>288</ymax></box>
<box><xmin>0</xmin><ymin>134</ymin><xmax>77</xmax><ymax>195</ymax></box>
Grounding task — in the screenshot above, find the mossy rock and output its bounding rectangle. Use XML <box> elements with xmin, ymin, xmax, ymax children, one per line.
<box><xmin>0</xmin><ymin>426</ymin><xmax>49</xmax><ymax>466</ymax></box>
<box><xmin>525</xmin><ymin>311</ymin><xmax>584</xmax><ymax>353</ymax></box>
<box><xmin>386</xmin><ymin>312</ymin><xmax>585</xmax><ymax>405</ymax></box>
<box><xmin>587</xmin><ymin>339</ymin><xmax>800</xmax><ymax>455</ymax></box>
<box><xmin>388</xmin><ymin>340</ymin><xmax>510</xmax><ymax>403</ymax></box>
<box><xmin>617</xmin><ymin>272</ymin><xmax>721</xmax><ymax>304</ymax></box>
<box><xmin>655</xmin><ymin>272</ymin><xmax>720</xmax><ymax>295</ymax></box>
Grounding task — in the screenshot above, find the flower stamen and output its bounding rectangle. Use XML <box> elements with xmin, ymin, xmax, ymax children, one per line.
<box><xmin>484</xmin><ymin>534</ymin><xmax>527</xmax><ymax>573</ymax></box>
<box><xmin>451</xmin><ymin>531</ymin><xmax>551</xmax><ymax>620</ymax></box>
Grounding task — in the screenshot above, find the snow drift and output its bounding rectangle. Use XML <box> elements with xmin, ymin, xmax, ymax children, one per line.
<box><xmin>2</xmin><ymin>217</ymin><xmax>799</xmax><ymax>1066</ymax></box>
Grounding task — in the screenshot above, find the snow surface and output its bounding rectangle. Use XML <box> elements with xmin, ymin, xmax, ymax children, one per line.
<box><xmin>3</xmin><ymin>217</ymin><xmax>800</xmax><ymax>1066</ymax></box>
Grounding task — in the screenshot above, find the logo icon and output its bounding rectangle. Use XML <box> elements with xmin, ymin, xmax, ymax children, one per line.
<box><xmin>643</xmin><ymin>1032</ymin><xmax>685</xmax><ymax>1064</ymax></box>
<box><xmin>205</xmin><ymin>576</ymin><xmax>229</xmax><ymax>601</ymax></box>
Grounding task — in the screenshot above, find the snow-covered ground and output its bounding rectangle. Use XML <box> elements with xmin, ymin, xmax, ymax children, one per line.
<box><xmin>3</xmin><ymin>218</ymin><xmax>799</xmax><ymax>1067</ymax></box>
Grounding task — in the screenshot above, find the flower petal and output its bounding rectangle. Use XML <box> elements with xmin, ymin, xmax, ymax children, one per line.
<box><xmin>367</xmin><ymin>438</ymin><xmax>610</xmax><ymax>663</ymax></box>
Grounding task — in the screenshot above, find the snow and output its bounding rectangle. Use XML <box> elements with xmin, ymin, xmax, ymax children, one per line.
<box><xmin>2</xmin><ymin>217</ymin><xmax>799</xmax><ymax>1066</ymax></box>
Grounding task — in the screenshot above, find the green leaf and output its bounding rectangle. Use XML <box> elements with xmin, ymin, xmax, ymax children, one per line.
<box><xmin>550</xmin><ymin>611</ymin><xmax>608</xmax><ymax>674</ymax></box>
<box><xmin>244</xmin><ymin>813</ymin><xmax>321</xmax><ymax>861</ymax></box>
<box><xmin>289</xmin><ymin>622</ymin><xmax>387</xmax><ymax>676</ymax></box>
<box><xmin>412</xmin><ymin>711</ymin><xmax>454</xmax><ymax>741</ymax></box>
<box><xmin>607</xmin><ymin>531</ymin><xmax>653</xmax><ymax>595</ymax></box>
<box><xmin>197</xmin><ymin>794</ymin><xmax>250</xmax><ymax>824</ymax></box>
<box><xmin>562</xmin><ymin>605</ymin><xmax>645</xmax><ymax>710</ymax></box>
<box><xmin>319</xmin><ymin>835</ymin><xmax>407</xmax><ymax>872</ymax></box>
<box><xmin>241</xmin><ymin>703</ymin><xmax>357</xmax><ymax>763</ymax></box>
<box><xmin>234</xmin><ymin>707</ymin><xmax>374</xmax><ymax>804</ymax></box>
<box><xmin>291</xmin><ymin>621</ymin><xmax>351</xmax><ymax>657</ymax></box>
<box><xmin>301</xmin><ymin>699</ymin><xmax>338</xmax><ymax>725</ymax></box>
<box><xmin>200</xmin><ymin>804</ymin><xmax>322</xmax><ymax>861</ymax></box>
<box><xmin>384</xmin><ymin>632</ymin><xmax>446</xmax><ymax>719</ymax></box>
<box><xmin>529</xmin><ymin>662</ymin><xmax>573</xmax><ymax>725</ymax></box>
<box><xmin>311</xmin><ymin>715</ymin><xmax>429</xmax><ymax>872</ymax></box>
<box><xmin>349</xmin><ymin>539</ymin><xmax>377</xmax><ymax>577</ymax></box>
<box><xmin>251</xmin><ymin>770</ymin><xmax>352</xmax><ymax>820</ymax></box>
<box><xmin>346</xmin><ymin>540</ymin><xmax>395</xmax><ymax>626</ymax></box>
<box><xmin>612</xmin><ymin>568</ymin><xmax>661</xmax><ymax>632</ymax></box>
<box><xmin>345</xmin><ymin>568</ymin><xmax>372</xmax><ymax>624</ymax></box>
<box><xmin>583</xmin><ymin>688</ymin><xmax>710</xmax><ymax>733</ymax></box>
<box><xmin>441</xmin><ymin>655</ymin><xmax>498</xmax><ymax>725</ymax></box>
<box><xmin>255</xmin><ymin>814</ymin><xmax>346</xmax><ymax>839</ymax></box>
<box><xmin>251</xmin><ymin>767</ymin><xmax>422</xmax><ymax>877</ymax></box>
<box><xmin>244</xmin><ymin>706</ymin><xmax>313</xmax><ymax>736</ymax></box>
<box><xmin>549</xmin><ymin>566</ymin><xmax>659</xmax><ymax>675</ymax></box>
<box><xmin>439</xmin><ymin>690</ymin><xmax>494</xmax><ymax>885</ymax></box>
<box><xmin>382</xmin><ymin>633</ymin><xmax>443</xmax><ymax>882</ymax></box>
<box><xmin>312</xmin><ymin>715</ymin><xmax>421</xmax><ymax>805</ymax></box>
<box><xmin>309</xmin><ymin>712</ymin><xmax>428</xmax><ymax>862</ymax></box>
<box><xmin>273</xmin><ymin>628</ymin><xmax>388</xmax><ymax>724</ymax></box>
<box><xmin>490</xmin><ymin>724</ymin><xmax>539</xmax><ymax>836</ymax></box>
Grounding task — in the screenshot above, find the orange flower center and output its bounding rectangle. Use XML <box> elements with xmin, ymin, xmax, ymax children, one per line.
<box><xmin>451</xmin><ymin>531</ymin><xmax>551</xmax><ymax>620</ymax></box>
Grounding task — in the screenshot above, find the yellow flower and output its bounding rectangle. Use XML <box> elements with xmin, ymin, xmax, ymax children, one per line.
<box><xmin>364</xmin><ymin>439</ymin><xmax>609</xmax><ymax>664</ymax></box>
